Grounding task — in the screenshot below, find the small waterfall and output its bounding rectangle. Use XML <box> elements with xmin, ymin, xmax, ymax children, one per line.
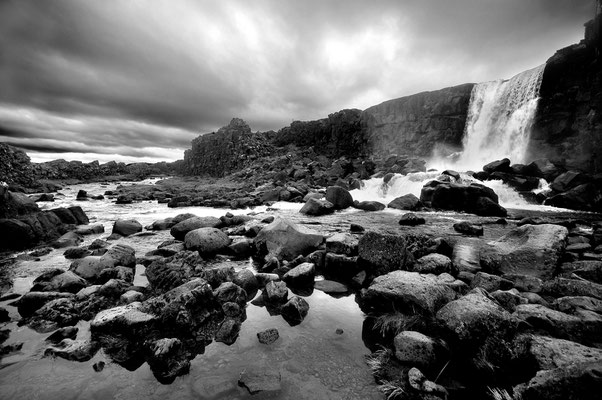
<box><xmin>453</xmin><ymin>65</ymin><xmax>545</xmax><ymax>171</ymax></box>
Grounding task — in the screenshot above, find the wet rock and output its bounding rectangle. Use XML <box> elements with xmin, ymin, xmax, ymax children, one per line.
<box><xmin>491</xmin><ymin>289</ymin><xmax>527</xmax><ymax>312</ymax></box>
<box><xmin>407</xmin><ymin>367</ymin><xmax>448</xmax><ymax>399</ymax></box>
<box><xmin>325</xmin><ymin>186</ymin><xmax>354</xmax><ymax>210</ymax></box>
<box><xmin>483</xmin><ymin>158</ymin><xmax>511</xmax><ymax>173</ymax></box>
<box><xmin>0</xmin><ymin>307</ymin><xmax>9</xmax><ymax>323</ymax></box>
<box><xmin>98</xmin><ymin>279</ymin><xmax>130</xmax><ymax>298</ymax></box>
<box><xmin>199</xmin><ymin>265</ymin><xmax>234</xmax><ymax>289</ymax></box>
<box><xmin>213</xmin><ymin>282</ymin><xmax>247</xmax><ymax>307</ymax></box>
<box><xmin>413</xmin><ymin>253</ymin><xmax>453</xmax><ymax>275</ymax></box>
<box><xmin>471</xmin><ymin>272</ymin><xmax>513</xmax><ymax>292</ymax></box>
<box><xmin>170</xmin><ymin>216</ymin><xmax>221</xmax><ymax>240</ymax></box>
<box><xmin>70</xmin><ymin>256</ymin><xmax>117</xmax><ymax>282</ymax></box>
<box><xmin>75</xmin><ymin>285</ymin><xmax>101</xmax><ymax>300</ymax></box>
<box><xmin>31</xmin><ymin>270</ymin><xmax>88</xmax><ymax>294</ymax></box>
<box><xmin>519</xmin><ymin>334</ymin><xmax>602</xmax><ymax>370</ymax></box>
<box><xmin>215</xmin><ymin>319</ymin><xmax>241</xmax><ymax>345</ymax></box>
<box><xmin>350</xmin><ymin>223</ymin><xmax>365</xmax><ymax>232</ymax></box>
<box><xmin>394</xmin><ymin>331</ymin><xmax>442</xmax><ymax>368</ymax></box>
<box><xmin>388</xmin><ymin>194</ymin><xmax>422</xmax><ymax>211</ymax></box>
<box><xmin>280</xmin><ymin>296</ymin><xmax>309</xmax><ymax>326</ymax></box>
<box><xmin>264</xmin><ymin>281</ymin><xmax>288</xmax><ymax>303</ymax></box>
<box><xmin>45</xmin><ymin>326</ymin><xmax>78</xmax><ymax>343</ymax></box>
<box><xmin>120</xmin><ymin>290</ymin><xmax>144</xmax><ymax>304</ymax></box>
<box><xmin>503</xmin><ymin>274</ymin><xmax>544</xmax><ymax>293</ymax></box>
<box><xmin>222</xmin><ymin>302</ymin><xmax>242</xmax><ymax>318</ymax></box>
<box><xmin>352</xmin><ymin>200</ymin><xmax>386</xmax><ymax>213</ymax></box>
<box><xmin>453</xmin><ymin>221</ymin><xmax>483</xmax><ymax>236</ymax></box>
<box><xmin>542</xmin><ymin>278</ymin><xmax>602</xmax><ymax>300</ymax></box>
<box><xmin>228</xmin><ymin>238</ymin><xmax>254</xmax><ymax>257</ymax></box>
<box><xmin>45</xmin><ymin>339</ymin><xmax>99</xmax><ymax>362</ymax></box>
<box><xmin>146</xmin><ymin>338</ymin><xmax>190</xmax><ymax>384</ymax></box>
<box><xmin>314</xmin><ymin>280</ymin><xmax>348</xmax><ymax>294</ymax></box>
<box><xmin>91</xmin><ymin>303</ymin><xmax>157</xmax><ymax>337</ymax></box>
<box><xmin>421</xmin><ymin>180</ymin><xmax>507</xmax><ymax>217</ymax></box>
<box><xmin>238</xmin><ymin>370</ymin><xmax>281</xmax><ymax>395</ymax></box>
<box><xmin>554</xmin><ymin>296</ymin><xmax>602</xmax><ymax>314</ymax></box>
<box><xmin>358</xmin><ymin>231</ymin><xmax>412</xmax><ymax>275</ymax></box>
<box><xmin>31</xmin><ymin>297</ymin><xmax>81</xmax><ymax>331</ymax></box>
<box><xmin>254</xmin><ymin>273</ymin><xmax>279</xmax><ymax>288</ymax></box>
<box><xmin>513</xmin><ymin>304</ymin><xmax>596</xmax><ymax>344</ymax></box>
<box><xmin>147</xmin><ymin>217</ymin><xmax>176</xmax><ymax>231</ymax></box>
<box><xmin>51</xmin><ymin>231</ymin><xmax>83</xmax><ymax>249</ymax></box>
<box><xmin>102</xmin><ymin>244</ymin><xmax>136</xmax><ymax>268</ymax></box>
<box><xmin>513</xmin><ymin>360</ymin><xmax>602</xmax><ymax>400</ymax></box>
<box><xmin>361</xmin><ymin>271</ymin><xmax>456</xmax><ymax>315</ymax></box>
<box><xmin>257</xmin><ymin>328</ymin><xmax>279</xmax><ymax>345</ymax></box>
<box><xmin>299</xmin><ymin>198</ymin><xmax>335</xmax><ymax>216</ymax></box>
<box><xmin>74</xmin><ymin>224</ymin><xmax>104</xmax><ymax>235</ymax></box>
<box><xmin>398</xmin><ymin>213</ymin><xmax>426</xmax><ymax>226</ymax></box>
<box><xmin>63</xmin><ymin>247</ymin><xmax>92</xmax><ymax>259</ymax></box>
<box><xmin>184</xmin><ymin>227</ymin><xmax>231</xmax><ymax>255</ymax></box>
<box><xmin>232</xmin><ymin>269</ymin><xmax>259</xmax><ymax>299</ymax></box>
<box><xmin>283</xmin><ymin>262</ymin><xmax>315</xmax><ymax>287</ymax></box>
<box><xmin>112</xmin><ymin>219</ymin><xmax>142</xmax><ymax>237</ymax></box>
<box><xmin>324</xmin><ymin>253</ymin><xmax>359</xmax><ymax>279</ymax></box>
<box><xmin>452</xmin><ymin>242</ymin><xmax>481</xmax><ymax>273</ymax></box>
<box><xmin>254</xmin><ymin>218</ymin><xmax>323</xmax><ymax>261</ymax></box>
<box><xmin>16</xmin><ymin>291</ymin><xmax>74</xmax><ymax>318</ymax></box>
<box><xmin>436</xmin><ymin>288</ymin><xmax>516</xmax><ymax>346</ymax></box>
<box><xmin>146</xmin><ymin>259</ymin><xmax>192</xmax><ymax>291</ymax></box>
<box><xmin>480</xmin><ymin>224</ymin><xmax>569</xmax><ymax>280</ymax></box>
<box><xmin>325</xmin><ymin>233</ymin><xmax>358</xmax><ymax>257</ymax></box>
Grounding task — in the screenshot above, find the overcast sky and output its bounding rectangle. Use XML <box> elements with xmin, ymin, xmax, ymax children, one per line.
<box><xmin>0</xmin><ymin>0</ymin><xmax>595</xmax><ymax>163</ymax></box>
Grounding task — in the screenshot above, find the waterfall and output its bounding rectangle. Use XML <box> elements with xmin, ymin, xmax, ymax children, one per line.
<box><xmin>452</xmin><ymin>64</ymin><xmax>545</xmax><ymax>171</ymax></box>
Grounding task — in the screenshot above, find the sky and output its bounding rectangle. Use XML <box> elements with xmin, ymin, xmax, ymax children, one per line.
<box><xmin>0</xmin><ymin>0</ymin><xmax>595</xmax><ymax>164</ymax></box>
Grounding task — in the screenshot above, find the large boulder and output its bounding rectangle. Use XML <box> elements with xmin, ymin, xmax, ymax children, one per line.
<box><xmin>480</xmin><ymin>224</ymin><xmax>568</xmax><ymax>280</ymax></box>
<box><xmin>170</xmin><ymin>216</ymin><xmax>221</xmax><ymax>240</ymax></box>
<box><xmin>70</xmin><ymin>256</ymin><xmax>117</xmax><ymax>282</ymax></box>
<box><xmin>254</xmin><ymin>218</ymin><xmax>324</xmax><ymax>261</ymax></box>
<box><xmin>101</xmin><ymin>244</ymin><xmax>136</xmax><ymax>268</ymax></box>
<box><xmin>31</xmin><ymin>270</ymin><xmax>88</xmax><ymax>294</ymax></box>
<box><xmin>388</xmin><ymin>194</ymin><xmax>423</xmax><ymax>211</ymax></box>
<box><xmin>283</xmin><ymin>262</ymin><xmax>315</xmax><ymax>287</ymax></box>
<box><xmin>324</xmin><ymin>186</ymin><xmax>354</xmax><ymax>210</ymax></box>
<box><xmin>299</xmin><ymin>198</ymin><xmax>334</xmax><ymax>216</ymax></box>
<box><xmin>184</xmin><ymin>227</ymin><xmax>231</xmax><ymax>255</ymax></box>
<box><xmin>0</xmin><ymin>218</ymin><xmax>36</xmax><ymax>250</ymax></box>
<box><xmin>436</xmin><ymin>288</ymin><xmax>516</xmax><ymax>346</ymax></box>
<box><xmin>112</xmin><ymin>219</ymin><xmax>142</xmax><ymax>237</ymax></box>
<box><xmin>361</xmin><ymin>271</ymin><xmax>456</xmax><ymax>315</ymax></box>
<box><xmin>358</xmin><ymin>231</ymin><xmax>412</xmax><ymax>275</ymax></box>
<box><xmin>420</xmin><ymin>181</ymin><xmax>507</xmax><ymax>217</ymax></box>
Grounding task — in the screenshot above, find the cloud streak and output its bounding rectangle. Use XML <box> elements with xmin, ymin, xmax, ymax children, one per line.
<box><xmin>0</xmin><ymin>0</ymin><xmax>594</xmax><ymax>162</ymax></box>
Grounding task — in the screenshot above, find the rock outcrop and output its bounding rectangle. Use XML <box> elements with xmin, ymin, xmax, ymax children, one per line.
<box><xmin>530</xmin><ymin>12</ymin><xmax>602</xmax><ymax>174</ymax></box>
<box><xmin>362</xmin><ymin>83</ymin><xmax>474</xmax><ymax>159</ymax></box>
<box><xmin>183</xmin><ymin>118</ymin><xmax>275</xmax><ymax>177</ymax></box>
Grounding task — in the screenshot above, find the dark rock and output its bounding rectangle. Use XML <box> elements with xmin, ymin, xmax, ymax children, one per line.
<box><xmin>453</xmin><ymin>221</ymin><xmax>483</xmax><ymax>236</ymax></box>
<box><xmin>215</xmin><ymin>319</ymin><xmax>241</xmax><ymax>345</ymax></box>
<box><xmin>542</xmin><ymin>278</ymin><xmax>602</xmax><ymax>300</ymax></box>
<box><xmin>184</xmin><ymin>227</ymin><xmax>231</xmax><ymax>255</ymax></box>
<box><xmin>51</xmin><ymin>232</ymin><xmax>83</xmax><ymax>249</ymax></box>
<box><xmin>170</xmin><ymin>216</ymin><xmax>221</xmax><ymax>240</ymax></box>
<box><xmin>45</xmin><ymin>339</ymin><xmax>99</xmax><ymax>362</ymax></box>
<box><xmin>112</xmin><ymin>219</ymin><xmax>142</xmax><ymax>237</ymax></box>
<box><xmin>361</xmin><ymin>271</ymin><xmax>456</xmax><ymax>315</ymax></box>
<box><xmin>353</xmin><ymin>200</ymin><xmax>386</xmax><ymax>211</ymax></box>
<box><xmin>16</xmin><ymin>291</ymin><xmax>74</xmax><ymax>318</ymax></box>
<box><xmin>358</xmin><ymin>231</ymin><xmax>412</xmax><ymax>275</ymax></box>
<box><xmin>314</xmin><ymin>280</ymin><xmax>349</xmax><ymax>294</ymax></box>
<box><xmin>283</xmin><ymin>262</ymin><xmax>315</xmax><ymax>287</ymax></box>
<box><xmin>31</xmin><ymin>270</ymin><xmax>88</xmax><ymax>294</ymax></box>
<box><xmin>299</xmin><ymin>198</ymin><xmax>335</xmax><ymax>216</ymax></box>
<box><xmin>232</xmin><ymin>269</ymin><xmax>258</xmax><ymax>299</ymax></box>
<box><xmin>480</xmin><ymin>224</ymin><xmax>568</xmax><ymax>280</ymax></box>
<box><xmin>350</xmin><ymin>223</ymin><xmax>365</xmax><ymax>232</ymax></box>
<box><xmin>254</xmin><ymin>218</ymin><xmax>323</xmax><ymax>261</ymax></box>
<box><xmin>388</xmin><ymin>194</ymin><xmax>423</xmax><ymax>211</ymax></box>
<box><xmin>483</xmin><ymin>158</ymin><xmax>511</xmax><ymax>173</ymax></box>
<box><xmin>45</xmin><ymin>326</ymin><xmax>78</xmax><ymax>343</ymax></box>
<box><xmin>257</xmin><ymin>328</ymin><xmax>279</xmax><ymax>345</ymax></box>
<box><xmin>280</xmin><ymin>296</ymin><xmax>309</xmax><ymax>326</ymax></box>
<box><xmin>324</xmin><ymin>186</ymin><xmax>353</xmax><ymax>210</ymax></box>
<box><xmin>146</xmin><ymin>338</ymin><xmax>190</xmax><ymax>384</ymax></box>
<box><xmin>398</xmin><ymin>213</ymin><xmax>426</xmax><ymax>226</ymax></box>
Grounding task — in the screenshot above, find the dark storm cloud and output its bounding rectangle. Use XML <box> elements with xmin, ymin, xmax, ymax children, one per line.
<box><xmin>0</xmin><ymin>0</ymin><xmax>595</xmax><ymax>162</ymax></box>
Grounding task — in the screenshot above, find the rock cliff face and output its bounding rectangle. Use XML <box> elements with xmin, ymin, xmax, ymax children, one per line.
<box><xmin>183</xmin><ymin>118</ymin><xmax>276</xmax><ymax>177</ymax></box>
<box><xmin>530</xmin><ymin>15</ymin><xmax>602</xmax><ymax>173</ymax></box>
<box><xmin>0</xmin><ymin>143</ymin><xmax>36</xmax><ymax>187</ymax></box>
<box><xmin>273</xmin><ymin>109</ymin><xmax>366</xmax><ymax>158</ymax></box>
<box><xmin>361</xmin><ymin>83</ymin><xmax>474</xmax><ymax>159</ymax></box>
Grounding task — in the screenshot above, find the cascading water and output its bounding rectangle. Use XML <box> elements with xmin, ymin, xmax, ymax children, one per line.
<box><xmin>452</xmin><ymin>64</ymin><xmax>546</xmax><ymax>171</ymax></box>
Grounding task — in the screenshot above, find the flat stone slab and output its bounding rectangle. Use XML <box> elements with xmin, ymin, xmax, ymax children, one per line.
<box><xmin>238</xmin><ymin>370</ymin><xmax>281</xmax><ymax>394</ymax></box>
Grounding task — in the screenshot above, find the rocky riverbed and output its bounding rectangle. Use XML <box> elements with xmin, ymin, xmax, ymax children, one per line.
<box><xmin>1</xmin><ymin>175</ymin><xmax>601</xmax><ymax>400</ymax></box>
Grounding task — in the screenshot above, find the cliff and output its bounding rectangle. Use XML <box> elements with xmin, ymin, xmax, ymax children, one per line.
<box><xmin>182</xmin><ymin>118</ymin><xmax>276</xmax><ymax>177</ymax></box>
<box><xmin>530</xmin><ymin>14</ymin><xmax>602</xmax><ymax>173</ymax></box>
<box><xmin>273</xmin><ymin>109</ymin><xmax>366</xmax><ymax>158</ymax></box>
<box><xmin>0</xmin><ymin>143</ymin><xmax>37</xmax><ymax>187</ymax></box>
<box><xmin>361</xmin><ymin>83</ymin><xmax>475</xmax><ymax>159</ymax></box>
